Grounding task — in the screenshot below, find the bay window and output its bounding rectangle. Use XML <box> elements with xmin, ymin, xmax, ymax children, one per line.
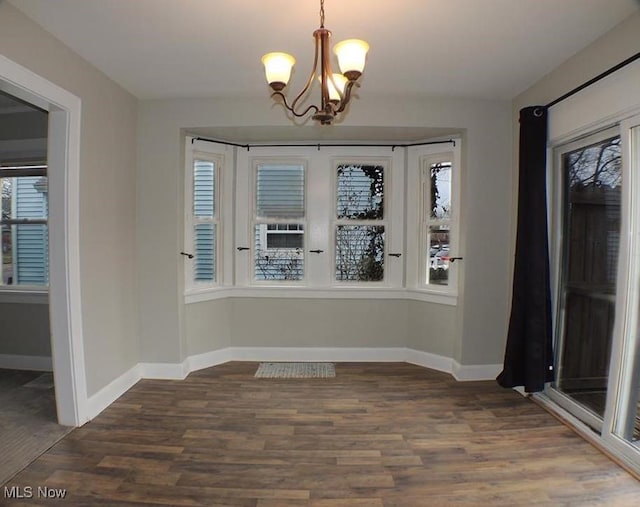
<box><xmin>186</xmin><ymin>137</ymin><xmax>460</xmax><ymax>301</ymax></box>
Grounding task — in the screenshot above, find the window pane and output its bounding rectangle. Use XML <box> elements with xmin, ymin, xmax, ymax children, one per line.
<box><xmin>336</xmin><ymin>164</ymin><xmax>384</xmax><ymax>219</ymax></box>
<box><xmin>335</xmin><ymin>225</ymin><xmax>384</xmax><ymax>281</ymax></box>
<box><xmin>194</xmin><ymin>223</ymin><xmax>216</xmax><ymax>282</ymax></box>
<box><xmin>429</xmin><ymin>162</ymin><xmax>451</xmax><ymax>220</ymax></box>
<box><xmin>267</xmin><ymin>232</ymin><xmax>304</xmax><ymax>249</ymax></box>
<box><xmin>255</xmin><ymin>224</ymin><xmax>304</xmax><ymax>281</ymax></box>
<box><xmin>256</xmin><ymin>164</ymin><xmax>305</xmax><ymax>219</ymax></box>
<box><xmin>428</xmin><ymin>226</ymin><xmax>449</xmax><ymax>286</ymax></box>
<box><xmin>1</xmin><ymin>176</ymin><xmax>48</xmax><ymax>220</ymax></box>
<box><xmin>2</xmin><ymin>178</ymin><xmax>11</xmax><ymax>222</ymax></box>
<box><xmin>554</xmin><ymin>135</ymin><xmax>621</xmax><ymax>419</ymax></box>
<box><xmin>1</xmin><ymin>224</ymin><xmax>48</xmax><ymax>285</ymax></box>
<box><xmin>1</xmin><ymin>175</ymin><xmax>49</xmax><ymax>287</ymax></box>
<box><xmin>193</xmin><ymin>160</ymin><xmax>215</xmax><ymax>217</ymax></box>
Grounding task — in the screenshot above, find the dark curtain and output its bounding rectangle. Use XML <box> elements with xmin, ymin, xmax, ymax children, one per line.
<box><xmin>497</xmin><ymin>106</ymin><xmax>554</xmax><ymax>393</ymax></box>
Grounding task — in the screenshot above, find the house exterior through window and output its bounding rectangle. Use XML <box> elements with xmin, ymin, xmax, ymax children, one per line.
<box><xmin>0</xmin><ymin>163</ymin><xmax>49</xmax><ymax>287</ymax></box>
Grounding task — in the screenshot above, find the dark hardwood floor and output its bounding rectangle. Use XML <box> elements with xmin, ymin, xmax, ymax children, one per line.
<box><xmin>3</xmin><ymin>362</ymin><xmax>639</xmax><ymax>506</ymax></box>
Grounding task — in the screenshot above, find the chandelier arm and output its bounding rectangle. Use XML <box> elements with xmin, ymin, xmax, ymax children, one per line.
<box><xmin>271</xmin><ymin>92</ymin><xmax>320</xmax><ymax>118</ymax></box>
<box><xmin>335</xmin><ymin>81</ymin><xmax>357</xmax><ymax>113</ymax></box>
<box><xmin>289</xmin><ymin>30</ymin><xmax>323</xmax><ymax>115</ymax></box>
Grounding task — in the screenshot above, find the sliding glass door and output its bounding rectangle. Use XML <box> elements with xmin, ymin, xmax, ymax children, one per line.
<box><xmin>549</xmin><ymin>117</ymin><xmax>640</xmax><ymax>473</ymax></box>
<box><xmin>551</xmin><ymin>130</ymin><xmax>622</xmax><ymax>427</ymax></box>
<box><xmin>606</xmin><ymin>122</ymin><xmax>640</xmax><ymax>454</ymax></box>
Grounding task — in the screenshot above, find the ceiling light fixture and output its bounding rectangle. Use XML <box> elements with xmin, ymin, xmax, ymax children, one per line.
<box><xmin>261</xmin><ymin>0</ymin><xmax>369</xmax><ymax>125</ymax></box>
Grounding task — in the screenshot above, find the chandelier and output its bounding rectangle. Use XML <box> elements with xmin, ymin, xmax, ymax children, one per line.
<box><xmin>261</xmin><ymin>0</ymin><xmax>369</xmax><ymax>125</ymax></box>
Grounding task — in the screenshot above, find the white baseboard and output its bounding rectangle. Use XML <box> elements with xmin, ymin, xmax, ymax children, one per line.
<box><xmin>139</xmin><ymin>361</ymin><xmax>188</xmax><ymax>380</ymax></box>
<box><xmin>86</xmin><ymin>364</ymin><xmax>141</xmax><ymax>420</ymax></box>
<box><xmin>452</xmin><ymin>361</ymin><xmax>502</xmax><ymax>381</ymax></box>
<box><xmin>83</xmin><ymin>348</ymin><xmax>503</xmax><ymax>423</ymax></box>
<box><xmin>0</xmin><ymin>353</ymin><xmax>52</xmax><ymax>371</ymax></box>
<box><xmin>186</xmin><ymin>348</ymin><xmax>232</xmax><ymax>372</ymax></box>
<box><xmin>405</xmin><ymin>349</ymin><xmax>454</xmax><ymax>374</ymax></box>
<box><xmin>225</xmin><ymin>346</ymin><xmax>408</xmax><ymax>363</ymax></box>
<box><xmin>139</xmin><ymin>347</ymin><xmax>501</xmax><ymax>382</ymax></box>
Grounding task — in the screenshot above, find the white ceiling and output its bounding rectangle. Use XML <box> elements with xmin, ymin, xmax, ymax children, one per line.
<box><xmin>8</xmin><ymin>0</ymin><xmax>640</xmax><ymax>101</ymax></box>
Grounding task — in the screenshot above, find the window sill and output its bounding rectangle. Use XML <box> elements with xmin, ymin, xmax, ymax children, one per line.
<box><xmin>185</xmin><ymin>286</ymin><xmax>457</xmax><ymax>306</ymax></box>
<box><xmin>0</xmin><ymin>288</ymin><xmax>49</xmax><ymax>304</ymax></box>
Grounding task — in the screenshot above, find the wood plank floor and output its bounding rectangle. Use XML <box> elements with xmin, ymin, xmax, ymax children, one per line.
<box><xmin>3</xmin><ymin>362</ymin><xmax>639</xmax><ymax>506</ymax></box>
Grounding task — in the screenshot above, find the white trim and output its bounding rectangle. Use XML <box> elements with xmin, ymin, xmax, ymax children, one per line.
<box><xmin>186</xmin><ymin>348</ymin><xmax>233</xmax><ymax>372</ymax></box>
<box><xmin>405</xmin><ymin>142</ymin><xmax>462</xmax><ymax>295</ymax></box>
<box><xmin>0</xmin><ymin>354</ymin><xmax>52</xmax><ymax>371</ymax></box>
<box><xmin>185</xmin><ymin>287</ymin><xmax>457</xmax><ymax>305</ymax></box>
<box><xmin>184</xmin><ymin>144</ymin><xmax>224</xmax><ymax>290</ymax></box>
<box><xmin>0</xmin><ymin>290</ymin><xmax>48</xmax><ymax>304</ymax></box>
<box><xmin>225</xmin><ymin>346</ymin><xmax>408</xmax><ymax>363</ymax></box>
<box><xmin>405</xmin><ymin>289</ymin><xmax>457</xmax><ymax>305</ymax></box>
<box><xmin>0</xmin><ymin>55</ymin><xmax>86</xmax><ymax>427</ymax></box>
<box><xmin>78</xmin><ymin>348</ymin><xmax>504</xmax><ymax>419</ymax></box>
<box><xmin>533</xmin><ymin>392</ymin><xmax>640</xmax><ymax>477</ymax></box>
<box><xmin>139</xmin><ymin>361</ymin><xmax>188</xmax><ymax>380</ymax></box>
<box><xmin>138</xmin><ymin>347</ymin><xmax>497</xmax><ymax>381</ymax></box>
<box><xmin>86</xmin><ymin>364</ymin><xmax>141</xmax><ymax>421</ymax></box>
<box><xmin>452</xmin><ymin>361</ymin><xmax>502</xmax><ymax>381</ymax></box>
<box><xmin>405</xmin><ymin>349</ymin><xmax>454</xmax><ymax>374</ymax></box>
<box><xmin>548</xmin><ymin>58</ymin><xmax>640</xmax><ymax>143</ymax></box>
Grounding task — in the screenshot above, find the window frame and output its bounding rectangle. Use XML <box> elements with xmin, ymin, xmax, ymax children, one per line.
<box><xmin>184</xmin><ymin>147</ymin><xmax>223</xmax><ymax>292</ymax></box>
<box><xmin>406</xmin><ymin>141</ymin><xmax>461</xmax><ymax>303</ymax></box>
<box><xmin>186</xmin><ymin>140</ymin><xmax>458</xmax><ymax>305</ymax></box>
<box><xmin>332</xmin><ymin>157</ymin><xmax>390</xmax><ymax>286</ymax></box>
<box><xmin>0</xmin><ymin>162</ymin><xmax>50</xmax><ymax>297</ymax></box>
<box><xmin>250</xmin><ymin>158</ymin><xmax>308</xmax><ymax>285</ymax></box>
<box><xmin>420</xmin><ymin>154</ymin><xmax>457</xmax><ymax>291</ymax></box>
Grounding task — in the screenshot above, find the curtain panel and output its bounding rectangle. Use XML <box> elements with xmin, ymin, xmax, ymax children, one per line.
<box><xmin>497</xmin><ymin>106</ymin><xmax>554</xmax><ymax>393</ymax></box>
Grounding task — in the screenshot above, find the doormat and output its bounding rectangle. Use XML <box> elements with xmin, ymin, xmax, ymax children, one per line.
<box><xmin>254</xmin><ymin>362</ymin><xmax>336</xmax><ymax>378</ymax></box>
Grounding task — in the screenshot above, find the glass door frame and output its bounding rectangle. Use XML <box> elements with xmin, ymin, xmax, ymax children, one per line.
<box><xmin>545</xmin><ymin>114</ymin><xmax>640</xmax><ymax>476</ymax></box>
<box><xmin>546</xmin><ymin>125</ymin><xmax>621</xmax><ymax>433</ymax></box>
<box><xmin>601</xmin><ymin>115</ymin><xmax>640</xmax><ymax>469</ymax></box>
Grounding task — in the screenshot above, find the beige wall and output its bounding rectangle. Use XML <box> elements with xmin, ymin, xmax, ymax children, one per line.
<box><xmin>406</xmin><ymin>301</ymin><xmax>456</xmax><ymax>359</ymax></box>
<box><xmin>508</xmin><ymin>11</ymin><xmax>640</xmax><ymax>311</ymax></box>
<box><xmin>185</xmin><ymin>299</ymin><xmax>231</xmax><ymax>356</ymax></box>
<box><xmin>0</xmin><ymin>3</ymin><xmax>140</xmax><ymax>395</ymax></box>
<box><xmin>514</xmin><ymin>12</ymin><xmax>640</xmax><ymax>114</ymax></box>
<box><xmin>229</xmin><ymin>298</ymin><xmax>409</xmax><ymax>349</ymax></box>
<box><xmin>138</xmin><ymin>95</ymin><xmax>512</xmax><ymax>366</ymax></box>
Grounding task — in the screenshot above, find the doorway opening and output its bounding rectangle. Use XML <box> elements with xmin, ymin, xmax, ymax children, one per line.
<box><xmin>0</xmin><ymin>55</ymin><xmax>86</xmax><ymax>432</ymax></box>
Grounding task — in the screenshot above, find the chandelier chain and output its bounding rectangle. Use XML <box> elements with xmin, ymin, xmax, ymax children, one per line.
<box><xmin>320</xmin><ymin>0</ymin><xmax>325</xmax><ymax>27</ymax></box>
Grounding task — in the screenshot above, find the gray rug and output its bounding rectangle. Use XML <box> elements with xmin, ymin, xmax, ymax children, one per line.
<box><xmin>255</xmin><ymin>362</ymin><xmax>336</xmax><ymax>378</ymax></box>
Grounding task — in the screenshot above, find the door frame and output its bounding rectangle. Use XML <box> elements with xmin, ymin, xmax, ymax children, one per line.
<box><xmin>545</xmin><ymin>113</ymin><xmax>640</xmax><ymax>476</ymax></box>
<box><xmin>0</xmin><ymin>55</ymin><xmax>87</xmax><ymax>426</ymax></box>
<box><xmin>546</xmin><ymin>125</ymin><xmax>622</xmax><ymax>432</ymax></box>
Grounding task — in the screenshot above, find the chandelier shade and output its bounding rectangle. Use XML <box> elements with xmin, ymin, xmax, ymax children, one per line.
<box><xmin>333</xmin><ymin>39</ymin><xmax>369</xmax><ymax>79</ymax></box>
<box><xmin>261</xmin><ymin>52</ymin><xmax>296</xmax><ymax>91</ymax></box>
<box><xmin>261</xmin><ymin>0</ymin><xmax>369</xmax><ymax>125</ymax></box>
<box><xmin>325</xmin><ymin>73</ymin><xmax>348</xmax><ymax>102</ymax></box>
